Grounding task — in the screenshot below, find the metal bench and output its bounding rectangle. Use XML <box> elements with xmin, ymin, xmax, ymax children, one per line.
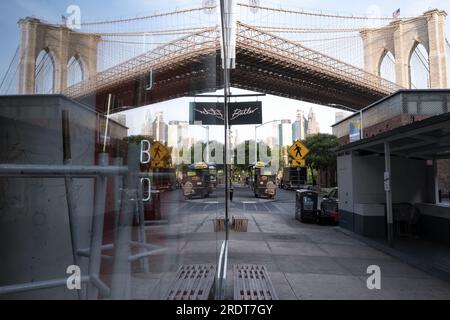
<box><xmin>165</xmin><ymin>264</ymin><xmax>216</xmax><ymax>300</ymax></box>
<box><xmin>233</xmin><ymin>264</ymin><xmax>278</xmax><ymax>300</ymax></box>
<box><xmin>232</xmin><ymin>215</ymin><xmax>249</xmax><ymax>232</ymax></box>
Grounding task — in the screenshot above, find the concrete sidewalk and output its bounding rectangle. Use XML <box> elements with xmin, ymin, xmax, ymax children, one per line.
<box><xmin>132</xmin><ymin>186</ymin><xmax>450</xmax><ymax>300</ymax></box>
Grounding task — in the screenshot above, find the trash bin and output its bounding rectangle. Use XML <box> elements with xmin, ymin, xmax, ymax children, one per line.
<box><xmin>295</xmin><ymin>189</ymin><xmax>319</xmax><ymax>223</ymax></box>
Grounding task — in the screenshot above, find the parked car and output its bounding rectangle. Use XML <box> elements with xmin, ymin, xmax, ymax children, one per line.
<box><xmin>319</xmin><ymin>187</ymin><xmax>339</xmax><ymax>225</ymax></box>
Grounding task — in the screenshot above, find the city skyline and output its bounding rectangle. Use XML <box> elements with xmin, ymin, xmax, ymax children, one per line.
<box><xmin>117</xmin><ymin>87</ymin><xmax>352</xmax><ymax>146</ymax></box>
<box><xmin>134</xmin><ymin>101</ymin><xmax>335</xmax><ymax>150</ymax></box>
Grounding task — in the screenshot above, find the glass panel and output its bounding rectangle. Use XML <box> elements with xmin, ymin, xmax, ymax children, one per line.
<box><xmin>0</xmin><ymin>0</ymin><xmax>226</xmax><ymax>300</ymax></box>
<box><xmin>420</xmin><ymin>101</ymin><xmax>444</xmax><ymax>114</ymax></box>
<box><xmin>407</xmin><ymin>101</ymin><xmax>418</xmax><ymax>114</ymax></box>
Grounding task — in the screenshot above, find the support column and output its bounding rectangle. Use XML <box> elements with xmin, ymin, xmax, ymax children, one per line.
<box><xmin>433</xmin><ymin>159</ymin><xmax>440</xmax><ymax>204</ymax></box>
<box><xmin>360</xmin><ymin>30</ymin><xmax>379</xmax><ymax>76</ymax></box>
<box><xmin>393</xmin><ymin>22</ymin><xmax>410</xmax><ymax>88</ymax></box>
<box><xmin>18</xmin><ymin>18</ymin><xmax>38</xmax><ymax>94</ymax></box>
<box><xmin>53</xmin><ymin>29</ymin><xmax>70</xmax><ymax>93</ymax></box>
<box><xmin>384</xmin><ymin>142</ymin><xmax>394</xmax><ymax>247</ymax></box>
<box><xmin>426</xmin><ymin>10</ymin><xmax>448</xmax><ymax>88</ymax></box>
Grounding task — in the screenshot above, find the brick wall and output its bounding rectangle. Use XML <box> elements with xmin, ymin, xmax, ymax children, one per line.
<box><xmin>362</xmin><ymin>114</ymin><xmax>431</xmax><ymax>139</ymax></box>
<box><xmin>337</xmin><ymin>114</ymin><xmax>431</xmax><ymax>146</ymax></box>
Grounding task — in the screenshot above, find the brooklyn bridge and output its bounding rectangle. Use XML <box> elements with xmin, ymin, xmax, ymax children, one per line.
<box><xmin>2</xmin><ymin>2</ymin><xmax>448</xmax><ymax>111</ymax></box>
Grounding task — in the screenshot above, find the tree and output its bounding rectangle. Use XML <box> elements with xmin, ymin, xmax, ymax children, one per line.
<box><xmin>302</xmin><ymin>133</ymin><xmax>339</xmax><ymax>187</ymax></box>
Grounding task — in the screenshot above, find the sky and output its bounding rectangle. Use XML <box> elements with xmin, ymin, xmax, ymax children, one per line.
<box><xmin>1</xmin><ymin>0</ymin><xmax>450</xmax><ymax>143</ymax></box>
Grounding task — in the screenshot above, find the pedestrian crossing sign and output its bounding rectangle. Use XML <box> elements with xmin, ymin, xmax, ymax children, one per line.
<box><xmin>288</xmin><ymin>140</ymin><xmax>309</xmax><ymax>160</ymax></box>
<box><xmin>151</xmin><ymin>141</ymin><xmax>168</xmax><ymax>161</ymax></box>
<box><xmin>291</xmin><ymin>159</ymin><xmax>306</xmax><ymax>168</ymax></box>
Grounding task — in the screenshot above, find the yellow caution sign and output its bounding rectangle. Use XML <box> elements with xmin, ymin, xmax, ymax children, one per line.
<box><xmin>291</xmin><ymin>159</ymin><xmax>306</xmax><ymax>168</ymax></box>
<box><xmin>288</xmin><ymin>140</ymin><xmax>310</xmax><ymax>160</ymax></box>
<box><xmin>150</xmin><ymin>160</ymin><xmax>166</xmax><ymax>168</ymax></box>
<box><xmin>151</xmin><ymin>141</ymin><xmax>168</xmax><ymax>161</ymax></box>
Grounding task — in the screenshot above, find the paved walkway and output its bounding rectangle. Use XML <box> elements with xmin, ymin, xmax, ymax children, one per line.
<box><xmin>133</xmin><ymin>186</ymin><xmax>450</xmax><ymax>300</ymax></box>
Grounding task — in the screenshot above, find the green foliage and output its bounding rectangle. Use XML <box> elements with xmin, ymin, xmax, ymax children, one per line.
<box><xmin>123</xmin><ymin>135</ymin><xmax>154</xmax><ymax>145</ymax></box>
<box><xmin>302</xmin><ymin>133</ymin><xmax>338</xmax><ymax>183</ymax></box>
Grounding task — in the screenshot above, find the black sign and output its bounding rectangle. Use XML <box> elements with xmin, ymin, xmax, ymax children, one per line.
<box><xmin>189</xmin><ymin>101</ymin><xmax>262</xmax><ymax>125</ymax></box>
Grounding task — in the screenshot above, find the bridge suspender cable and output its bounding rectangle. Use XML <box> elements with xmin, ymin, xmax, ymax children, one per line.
<box><xmin>0</xmin><ymin>46</ymin><xmax>19</xmax><ymax>92</ymax></box>
<box><xmin>80</xmin><ymin>6</ymin><xmax>217</xmax><ymax>26</ymax></box>
<box><xmin>237</xmin><ymin>2</ymin><xmax>407</xmax><ymax>20</ymax></box>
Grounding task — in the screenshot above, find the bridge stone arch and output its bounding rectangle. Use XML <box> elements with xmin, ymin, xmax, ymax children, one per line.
<box><xmin>361</xmin><ymin>9</ymin><xmax>448</xmax><ymax>88</ymax></box>
<box><xmin>67</xmin><ymin>54</ymin><xmax>86</xmax><ymax>87</ymax></box>
<box><xmin>378</xmin><ymin>49</ymin><xmax>396</xmax><ymax>83</ymax></box>
<box><xmin>18</xmin><ymin>17</ymin><xmax>100</xmax><ymax>94</ymax></box>
<box><xmin>34</xmin><ymin>48</ymin><xmax>56</xmax><ymax>94</ymax></box>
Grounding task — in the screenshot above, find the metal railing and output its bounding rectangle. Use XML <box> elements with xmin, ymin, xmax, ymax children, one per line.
<box><xmin>0</xmin><ymin>156</ymin><xmax>165</xmax><ymax>299</ymax></box>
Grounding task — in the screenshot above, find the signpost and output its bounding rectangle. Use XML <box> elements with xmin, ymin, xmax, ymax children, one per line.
<box><xmin>288</xmin><ymin>140</ymin><xmax>309</xmax><ymax>167</ymax></box>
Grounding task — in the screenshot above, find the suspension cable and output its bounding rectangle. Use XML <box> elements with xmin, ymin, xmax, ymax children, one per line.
<box><xmin>237</xmin><ymin>2</ymin><xmax>409</xmax><ymax>20</ymax></box>
<box><xmin>81</xmin><ymin>6</ymin><xmax>217</xmax><ymax>26</ymax></box>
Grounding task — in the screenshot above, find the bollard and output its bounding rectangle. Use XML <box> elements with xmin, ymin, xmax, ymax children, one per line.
<box><xmin>230</xmin><ymin>187</ymin><xmax>234</xmax><ymax>202</ymax></box>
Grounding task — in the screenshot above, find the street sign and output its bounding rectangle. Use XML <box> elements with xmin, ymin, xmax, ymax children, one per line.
<box><xmin>189</xmin><ymin>101</ymin><xmax>263</xmax><ymax>125</ymax></box>
<box><xmin>291</xmin><ymin>159</ymin><xmax>306</xmax><ymax>167</ymax></box>
<box><xmin>349</xmin><ymin>119</ymin><xmax>361</xmax><ymax>143</ymax></box>
<box><xmin>288</xmin><ymin>140</ymin><xmax>310</xmax><ymax>160</ymax></box>
<box><xmin>151</xmin><ymin>160</ymin><xmax>165</xmax><ymax>168</ymax></box>
<box><xmin>151</xmin><ymin>141</ymin><xmax>168</xmax><ymax>161</ymax></box>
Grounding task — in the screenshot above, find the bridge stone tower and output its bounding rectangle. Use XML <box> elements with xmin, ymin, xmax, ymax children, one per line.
<box><xmin>361</xmin><ymin>9</ymin><xmax>448</xmax><ymax>88</ymax></box>
<box><xmin>18</xmin><ymin>17</ymin><xmax>100</xmax><ymax>94</ymax></box>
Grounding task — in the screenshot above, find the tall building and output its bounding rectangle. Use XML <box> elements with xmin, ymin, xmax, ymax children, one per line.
<box><xmin>140</xmin><ymin>110</ymin><xmax>153</xmax><ymax>136</ymax></box>
<box><xmin>111</xmin><ymin>114</ymin><xmax>127</xmax><ymax>127</ymax></box>
<box><xmin>306</xmin><ymin>108</ymin><xmax>320</xmax><ymax>136</ymax></box>
<box><xmin>152</xmin><ymin>112</ymin><xmax>168</xmax><ymax>143</ymax></box>
<box><xmin>264</xmin><ymin>122</ymin><xmax>279</xmax><ymax>149</ymax></box>
<box><xmin>292</xmin><ymin>109</ymin><xmax>306</xmax><ymax>141</ymax></box>
<box><xmin>168</xmin><ymin>120</ymin><xmax>190</xmax><ymax>148</ymax></box>
<box><xmin>230</xmin><ymin>128</ymin><xmax>239</xmax><ymax>150</ymax></box>
<box><xmin>335</xmin><ymin>111</ymin><xmax>346</xmax><ymax>124</ymax></box>
<box><xmin>168</xmin><ymin>120</ymin><xmax>190</xmax><ymax>164</ymax></box>
<box><xmin>278</xmin><ymin>119</ymin><xmax>293</xmax><ymax>146</ymax></box>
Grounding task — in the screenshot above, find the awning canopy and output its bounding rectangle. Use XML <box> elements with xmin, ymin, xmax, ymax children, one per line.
<box><xmin>336</xmin><ymin>112</ymin><xmax>450</xmax><ymax>160</ymax></box>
